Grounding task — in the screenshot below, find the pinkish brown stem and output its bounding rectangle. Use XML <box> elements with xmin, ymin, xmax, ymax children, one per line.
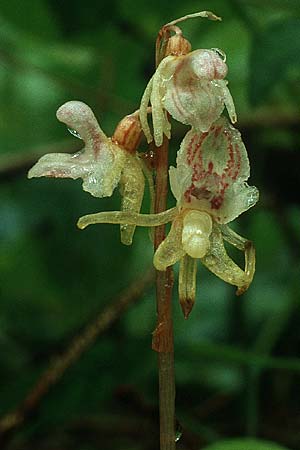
<box><xmin>152</xmin><ymin>136</ymin><xmax>176</xmax><ymax>450</ymax></box>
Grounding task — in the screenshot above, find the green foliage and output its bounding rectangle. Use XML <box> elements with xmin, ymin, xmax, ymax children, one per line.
<box><xmin>202</xmin><ymin>438</ymin><xmax>290</xmax><ymax>450</ymax></box>
<box><xmin>0</xmin><ymin>0</ymin><xmax>59</xmax><ymax>39</ymax></box>
<box><xmin>249</xmin><ymin>18</ymin><xmax>300</xmax><ymax>105</ymax></box>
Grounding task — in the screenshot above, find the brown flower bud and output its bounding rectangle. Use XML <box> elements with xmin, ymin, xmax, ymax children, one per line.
<box><xmin>112</xmin><ymin>113</ymin><xmax>142</xmax><ymax>153</ymax></box>
<box><xmin>165</xmin><ymin>34</ymin><xmax>192</xmax><ymax>57</ymax></box>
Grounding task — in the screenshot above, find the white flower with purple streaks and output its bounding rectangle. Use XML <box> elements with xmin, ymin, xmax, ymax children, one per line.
<box><xmin>169</xmin><ymin>117</ymin><xmax>259</xmax><ymax>223</ymax></box>
<box><xmin>140</xmin><ymin>49</ymin><xmax>237</xmax><ymax>147</ymax></box>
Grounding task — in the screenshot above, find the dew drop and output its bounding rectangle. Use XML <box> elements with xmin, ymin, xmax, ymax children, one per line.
<box><xmin>246</xmin><ymin>186</ymin><xmax>259</xmax><ymax>208</ymax></box>
<box><xmin>68</xmin><ymin>128</ymin><xmax>82</xmax><ymax>139</ymax></box>
<box><xmin>211</xmin><ymin>47</ymin><xmax>226</xmax><ymax>62</ymax></box>
<box><xmin>175</xmin><ymin>419</ymin><xmax>183</xmax><ymax>443</ymax></box>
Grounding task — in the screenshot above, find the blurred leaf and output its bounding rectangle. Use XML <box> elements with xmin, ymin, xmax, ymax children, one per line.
<box><xmin>0</xmin><ymin>0</ymin><xmax>59</xmax><ymax>39</ymax></box>
<box><xmin>249</xmin><ymin>18</ymin><xmax>300</xmax><ymax>105</ymax></box>
<box><xmin>241</xmin><ymin>0</ymin><xmax>300</xmax><ymax>25</ymax></box>
<box><xmin>202</xmin><ymin>437</ymin><xmax>290</xmax><ymax>450</ymax></box>
<box><xmin>287</xmin><ymin>205</ymin><xmax>300</xmax><ymax>244</ymax></box>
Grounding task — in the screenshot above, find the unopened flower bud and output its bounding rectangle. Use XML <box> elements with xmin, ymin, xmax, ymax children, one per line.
<box><xmin>165</xmin><ymin>34</ymin><xmax>192</xmax><ymax>57</ymax></box>
<box><xmin>112</xmin><ymin>113</ymin><xmax>142</xmax><ymax>153</ymax></box>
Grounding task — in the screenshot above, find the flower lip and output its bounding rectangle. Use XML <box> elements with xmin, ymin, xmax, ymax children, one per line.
<box><xmin>181</xmin><ymin>210</ymin><xmax>212</xmax><ymax>258</ymax></box>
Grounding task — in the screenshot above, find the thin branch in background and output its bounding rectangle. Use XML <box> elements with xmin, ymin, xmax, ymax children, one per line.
<box><xmin>0</xmin><ymin>268</ymin><xmax>154</xmax><ymax>444</ymax></box>
<box><xmin>0</xmin><ymin>46</ymin><xmax>135</xmax><ymax>117</ymax></box>
<box><xmin>0</xmin><ymin>47</ymin><xmax>95</xmax><ymax>99</ymax></box>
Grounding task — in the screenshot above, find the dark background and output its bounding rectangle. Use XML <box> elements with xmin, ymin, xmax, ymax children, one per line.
<box><xmin>1</xmin><ymin>1</ymin><xmax>300</xmax><ymax>449</ymax></box>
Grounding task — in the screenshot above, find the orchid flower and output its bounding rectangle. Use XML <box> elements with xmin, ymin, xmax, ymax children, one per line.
<box><xmin>77</xmin><ymin>117</ymin><xmax>259</xmax><ymax>317</ymax></box>
<box><xmin>28</xmin><ymin>101</ymin><xmax>145</xmax><ymax>245</ymax></box>
<box><xmin>140</xmin><ymin>48</ymin><xmax>237</xmax><ymax>147</ymax></box>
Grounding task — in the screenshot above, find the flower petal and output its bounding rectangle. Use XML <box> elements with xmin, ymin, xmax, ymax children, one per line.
<box><xmin>139</xmin><ymin>76</ymin><xmax>154</xmax><ymax>144</ymax></box>
<box><xmin>169</xmin><ymin>117</ymin><xmax>259</xmax><ymax>223</ymax></box>
<box><xmin>162</xmin><ymin>49</ymin><xmax>234</xmax><ymax>131</ymax></box>
<box><xmin>150</xmin><ymin>57</ymin><xmax>172</xmax><ymax>146</ymax></box>
<box><xmin>153</xmin><ymin>215</ymin><xmax>185</xmax><ymax>270</ymax></box>
<box><xmin>201</xmin><ymin>222</ymin><xmax>254</xmax><ymax>292</ymax></box>
<box><xmin>28</xmin><ymin>101</ymin><xmax>126</xmax><ymax>198</ymax></box>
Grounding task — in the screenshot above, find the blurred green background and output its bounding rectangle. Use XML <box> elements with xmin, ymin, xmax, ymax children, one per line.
<box><xmin>1</xmin><ymin>1</ymin><xmax>300</xmax><ymax>449</ymax></box>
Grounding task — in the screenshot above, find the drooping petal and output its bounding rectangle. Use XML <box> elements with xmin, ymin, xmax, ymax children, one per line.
<box><xmin>178</xmin><ymin>254</ymin><xmax>197</xmax><ymax>319</ymax></box>
<box><xmin>221</xmin><ymin>80</ymin><xmax>237</xmax><ymax>124</ymax></box>
<box><xmin>28</xmin><ymin>101</ymin><xmax>126</xmax><ymax>198</ymax></box>
<box><xmin>169</xmin><ymin>117</ymin><xmax>259</xmax><ymax>223</ymax></box>
<box><xmin>119</xmin><ymin>155</ymin><xmax>145</xmax><ymax>245</ymax></box>
<box><xmin>153</xmin><ymin>215</ymin><xmax>185</xmax><ymax>271</ymax></box>
<box><xmin>220</xmin><ymin>223</ymin><xmax>256</xmax><ymax>295</ymax></box>
<box><xmin>150</xmin><ymin>57</ymin><xmax>172</xmax><ymax>146</ymax></box>
<box><xmin>201</xmin><ymin>223</ymin><xmax>254</xmax><ymax>293</ymax></box>
<box><xmin>139</xmin><ymin>76</ymin><xmax>154</xmax><ymax>144</ymax></box>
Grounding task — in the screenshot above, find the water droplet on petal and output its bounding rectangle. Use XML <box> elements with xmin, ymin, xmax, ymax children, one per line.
<box><xmin>68</xmin><ymin>128</ymin><xmax>82</xmax><ymax>139</ymax></box>
<box><xmin>211</xmin><ymin>47</ymin><xmax>226</xmax><ymax>62</ymax></box>
<box><xmin>246</xmin><ymin>186</ymin><xmax>259</xmax><ymax>208</ymax></box>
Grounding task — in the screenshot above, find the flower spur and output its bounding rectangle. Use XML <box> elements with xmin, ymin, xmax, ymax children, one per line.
<box><xmin>78</xmin><ymin>117</ymin><xmax>259</xmax><ymax>317</ymax></box>
<box><xmin>28</xmin><ymin>101</ymin><xmax>145</xmax><ymax>245</ymax></box>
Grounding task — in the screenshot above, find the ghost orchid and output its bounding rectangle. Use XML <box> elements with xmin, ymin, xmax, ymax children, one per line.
<box><xmin>77</xmin><ymin>117</ymin><xmax>258</xmax><ymax>317</ymax></box>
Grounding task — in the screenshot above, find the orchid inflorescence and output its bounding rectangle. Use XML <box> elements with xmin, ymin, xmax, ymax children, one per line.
<box><xmin>29</xmin><ymin>11</ymin><xmax>259</xmax><ymax>318</ymax></box>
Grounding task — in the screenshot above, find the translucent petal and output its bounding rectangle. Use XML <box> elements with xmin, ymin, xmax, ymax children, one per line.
<box><xmin>139</xmin><ymin>77</ymin><xmax>154</xmax><ymax>144</ymax></box>
<box><xmin>201</xmin><ymin>223</ymin><xmax>254</xmax><ymax>292</ymax></box>
<box><xmin>221</xmin><ymin>80</ymin><xmax>237</xmax><ymax>123</ymax></box>
<box><xmin>169</xmin><ymin>117</ymin><xmax>259</xmax><ymax>223</ymax></box>
<box><xmin>119</xmin><ymin>155</ymin><xmax>145</xmax><ymax>245</ymax></box>
<box><xmin>153</xmin><ymin>215</ymin><xmax>185</xmax><ymax>271</ymax></box>
<box><xmin>150</xmin><ymin>57</ymin><xmax>173</xmax><ymax>147</ymax></box>
<box><xmin>220</xmin><ymin>224</ymin><xmax>256</xmax><ymax>294</ymax></box>
<box><xmin>162</xmin><ymin>50</ymin><xmax>232</xmax><ymax>131</ymax></box>
<box><xmin>77</xmin><ymin>207</ymin><xmax>178</xmax><ymax>230</ymax></box>
<box><xmin>28</xmin><ymin>101</ymin><xmax>126</xmax><ymax>198</ymax></box>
